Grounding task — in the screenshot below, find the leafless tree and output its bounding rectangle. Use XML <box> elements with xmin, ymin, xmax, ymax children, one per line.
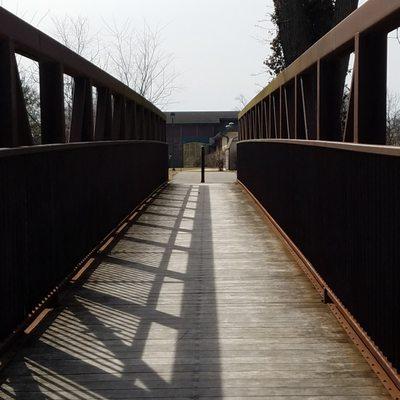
<box><xmin>52</xmin><ymin>15</ymin><xmax>103</xmax><ymax>140</ymax></box>
<box><xmin>10</xmin><ymin>10</ymin><xmax>178</xmax><ymax>142</ymax></box>
<box><xmin>387</xmin><ymin>92</ymin><xmax>400</xmax><ymax>146</ymax></box>
<box><xmin>18</xmin><ymin>72</ymin><xmax>41</xmax><ymax>144</ymax></box>
<box><xmin>105</xmin><ymin>19</ymin><xmax>179</xmax><ymax>108</ymax></box>
<box><xmin>52</xmin><ymin>15</ymin><xmax>102</xmax><ymax>63</ymax></box>
<box><xmin>52</xmin><ymin>16</ymin><xmax>178</xmax><ymax>112</ymax></box>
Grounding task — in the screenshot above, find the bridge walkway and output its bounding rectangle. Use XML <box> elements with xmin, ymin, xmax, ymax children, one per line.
<box><xmin>0</xmin><ymin>176</ymin><xmax>389</xmax><ymax>399</ymax></box>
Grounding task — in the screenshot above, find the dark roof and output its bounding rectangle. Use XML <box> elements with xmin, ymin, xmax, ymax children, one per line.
<box><xmin>165</xmin><ymin>111</ymin><xmax>238</xmax><ymax>124</ymax></box>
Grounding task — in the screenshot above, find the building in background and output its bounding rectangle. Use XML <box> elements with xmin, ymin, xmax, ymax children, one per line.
<box><xmin>208</xmin><ymin>128</ymin><xmax>238</xmax><ymax>171</ymax></box>
<box><xmin>165</xmin><ymin>111</ymin><xmax>238</xmax><ymax>168</ymax></box>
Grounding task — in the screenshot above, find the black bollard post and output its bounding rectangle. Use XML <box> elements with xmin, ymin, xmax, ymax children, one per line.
<box><xmin>201</xmin><ymin>146</ymin><xmax>205</xmax><ymax>183</ymax></box>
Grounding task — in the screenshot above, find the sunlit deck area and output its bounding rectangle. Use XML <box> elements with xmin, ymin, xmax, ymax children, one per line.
<box><xmin>0</xmin><ymin>178</ymin><xmax>389</xmax><ymax>399</ymax></box>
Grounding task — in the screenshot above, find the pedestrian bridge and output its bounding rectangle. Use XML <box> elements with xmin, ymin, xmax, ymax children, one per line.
<box><xmin>0</xmin><ymin>1</ymin><xmax>399</xmax><ymax>399</ymax></box>
<box><xmin>0</xmin><ymin>175</ymin><xmax>391</xmax><ymax>399</ymax></box>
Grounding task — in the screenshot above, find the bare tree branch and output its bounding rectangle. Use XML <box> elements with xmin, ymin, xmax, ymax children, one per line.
<box><xmin>105</xmin><ymin>19</ymin><xmax>179</xmax><ymax>108</ymax></box>
<box><xmin>387</xmin><ymin>91</ymin><xmax>400</xmax><ymax>145</ymax></box>
<box><xmin>234</xmin><ymin>94</ymin><xmax>248</xmax><ymax>111</ymax></box>
<box><xmin>51</xmin><ymin>15</ymin><xmax>104</xmax><ymax>140</ymax></box>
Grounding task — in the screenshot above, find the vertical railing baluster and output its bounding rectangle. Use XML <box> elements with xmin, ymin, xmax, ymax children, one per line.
<box><xmin>268</xmin><ymin>96</ymin><xmax>272</xmax><ymax>138</ymax></box>
<box><xmin>143</xmin><ymin>108</ymin><xmax>148</xmax><ymax>140</ymax></box>
<box><xmin>125</xmin><ymin>101</ymin><xmax>134</xmax><ymax>140</ymax></box>
<box><xmin>279</xmin><ymin>87</ymin><xmax>283</xmax><ymax>138</ymax></box>
<box><xmin>253</xmin><ymin>108</ymin><xmax>256</xmax><ymax>139</ymax></box>
<box><xmin>40</xmin><ymin>62</ymin><xmax>65</xmax><ymax>144</ymax></box>
<box><xmin>132</xmin><ymin>102</ymin><xmax>137</xmax><ymax>140</ymax></box>
<box><xmin>70</xmin><ymin>77</ymin><xmax>93</xmax><ymax>142</ymax></box>
<box><xmin>316</xmin><ymin>60</ymin><xmax>321</xmax><ymax>140</ymax></box>
<box><xmin>112</xmin><ymin>95</ymin><xmax>125</xmax><ymax>140</ymax></box>
<box><xmin>162</xmin><ymin>119</ymin><xmax>166</xmax><ymax>142</ymax></box>
<box><xmin>354</xmin><ymin>32</ymin><xmax>387</xmax><ymax>144</ymax></box>
<box><xmin>294</xmin><ymin>76</ymin><xmax>299</xmax><ymax>139</ymax></box>
<box><xmin>0</xmin><ymin>39</ymin><xmax>16</xmax><ymax>147</ymax></box>
<box><xmin>0</xmin><ymin>39</ymin><xmax>32</xmax><ymax>147</ymax></box>
<box><xmin>95</xmin><ymin>87</ymin><xmax>112</xmax><ymax>140</ymax></box>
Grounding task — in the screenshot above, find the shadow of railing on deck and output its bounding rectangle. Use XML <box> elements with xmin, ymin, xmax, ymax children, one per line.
<box><xmin>0</xmin><ymin>184</ymin><xmax>222</xmax><ymax>399</ymax></box>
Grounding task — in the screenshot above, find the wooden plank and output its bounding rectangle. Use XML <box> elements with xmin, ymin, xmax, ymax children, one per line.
<box><xmin>0</xmin><ymin>181</ymin><xmax>390</xmax><ymax>399</ymax></box>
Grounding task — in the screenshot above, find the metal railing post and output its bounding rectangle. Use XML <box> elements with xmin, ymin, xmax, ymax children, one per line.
<box><xmin>201</xmin><ymin>146</ymin><xmax>205</xmax><ymax>183</ymax></box>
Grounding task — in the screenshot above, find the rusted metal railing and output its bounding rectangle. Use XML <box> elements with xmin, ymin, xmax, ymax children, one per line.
<box><xmin>0</xmin><ymin>9</ymin><xmax>168</xmax><ymax>350</ymax></box>
<box><xmin>238</xmin><ymin>0</ymin><xmax>400</xmax><ymax>145</ymax></box>
<box><xmin>238</xmin><ymin>0</ymin><xmax>400</xmax><ymax>395</ymax></box>
<box><xmin>0</xmin><ymin>7</ymin><xmax>166</xmax><ymax>146</ymax></box>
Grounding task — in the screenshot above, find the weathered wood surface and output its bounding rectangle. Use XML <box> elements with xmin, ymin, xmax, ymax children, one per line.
<box><xmin>0</xmin><ymin>181</ymin><xmax>390</xmax><ymax>399</ymax></box>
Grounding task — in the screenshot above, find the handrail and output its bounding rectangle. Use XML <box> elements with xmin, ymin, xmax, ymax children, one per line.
<box><xmin>239</xmin><ymin>0</ymin><xmax>400</xmax><ymax>117</ymax></box>
<box><xmin>0</xmin><ymin>8</ymin><xmax>163</xmax><ymax>118</ymax></box>
<box><xmin>237</xmin><ymin>1</ymin><xmax>400</xmax><ymax>387</ymax></box>
<box><xmin>0</xmin><ymin>140</ymin><xmax>164</xmax><ymax>158</ymax></box>
<box><xmin>238</xmin><ymin>138</ymin><xmax>400</xmax><ymax>157</ymax></box>
<box><xmin>239</xmin><ymin>0</ymin><xmax>400</xmax><ymax>145</ymax></box>
<box><xmin>0</xmin><ymin>140</ymin><xmax>168</xmax><ymax>348</ymax></box>
<box><xmin>237</xmin><ymin>139</ymin><xmax>400</xmax><ymax>391</ymax></box>
<box><xmin>0</xmin><ymin>7</ymin><xmax>166</xmax><ymax>147</ymax></box>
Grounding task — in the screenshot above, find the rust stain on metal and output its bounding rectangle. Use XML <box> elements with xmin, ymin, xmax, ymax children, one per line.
<box><xmin>24</xmin><ymin>308</ymin><xmax>52</xmax><ymax>335</ymax></box>
<box><xmin>70</xmin><ymin>257</ymin><xmax>96</xmax><ymax>283</ymax></box>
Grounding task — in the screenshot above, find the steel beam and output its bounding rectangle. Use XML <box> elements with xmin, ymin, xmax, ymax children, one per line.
<box><xmin>0</xmin><ymin>39</ymin><xmax>32</xmax><ymax>147</ymax></box>
<box><xmin>70</xmin><ymin>77</ymin><xmax>94</xmax><ymax>142</ymax></box>
<box><xmin>354</xmin><ymin>32</ymin><xmax>387</xmax><ymax>144</ymax></box>
<box><xmin>40</xmin><ymin>62</ymin><xmax>65</xmax><ymax>144</ymax></box>
<box><xmin>95</xmin><ymin>87</ymin><xmax>112</xmax><ymax>140</ymax></box>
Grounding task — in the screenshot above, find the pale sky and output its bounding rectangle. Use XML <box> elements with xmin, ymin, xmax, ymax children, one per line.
<box><xmin>1</xmin><ymin>0</ymin><xmax>274</xmax><ymax>111</ymax></box>
<box><xmin>1</xmin><ymin>0</ymin><xmax>400</xmax><ymax>111</ymax></box>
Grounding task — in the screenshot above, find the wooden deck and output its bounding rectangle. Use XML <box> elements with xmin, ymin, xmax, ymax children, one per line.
<box><xmin>0</xmin><ymin>180</ymin><xmax>390</xmax><ymax>399</ymax></box>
